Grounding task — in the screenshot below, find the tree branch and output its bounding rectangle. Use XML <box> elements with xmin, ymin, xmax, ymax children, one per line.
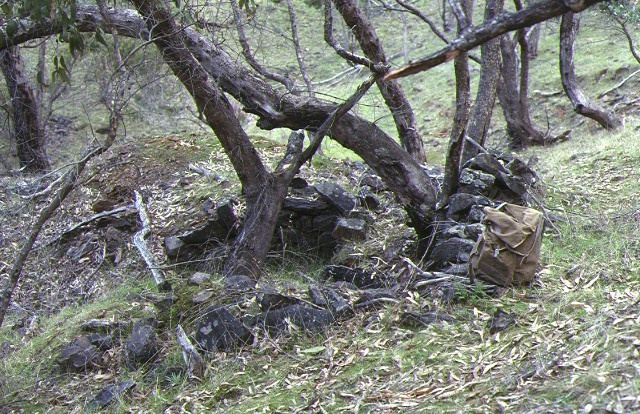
<box><xmin>384</xmin><ymin>0</ymin><xmax>606</xmax><ymax>80</ymax></box>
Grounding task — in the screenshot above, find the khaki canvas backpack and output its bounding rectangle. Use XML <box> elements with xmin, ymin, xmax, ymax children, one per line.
<box><xmin>469</xmin><ymin>203</ymin><xmax>544</xmax><ymax>286</ymax></box>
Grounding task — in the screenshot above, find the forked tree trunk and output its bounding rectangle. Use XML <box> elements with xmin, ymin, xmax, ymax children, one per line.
<box><xmin>559</xmin><ymin>12</ymin><xmax>621</xmax><ymax>129</ymax></box>
<box><xmin>461</xmin><ymin>0</ymin><xmax>504</xmax><ymax>165</ymax></box>
<box><xmin>497</xmin><ymin>34</ymin><xmax>546</xmax><ymax>148</ymax></box>
<box><xmin>0</xmin><ymin>46</ymin><xmax>49</xmax><ymax>172</ymax></box>
<box><xmin>331</xmin><ymin>0</ymin><xmax>427</xmax><ymax>163</ymax></box>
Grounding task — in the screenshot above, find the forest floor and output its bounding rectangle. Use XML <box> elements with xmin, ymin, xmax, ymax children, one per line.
<box><xmin>2</xmin><ymin>7</ymin><xmax>640</xmax><ymax>413</ymax></box>
<box><xmin>0</xmin><ymin>114</ymin><xmax>639</xmax><ymax>413</ymax></box>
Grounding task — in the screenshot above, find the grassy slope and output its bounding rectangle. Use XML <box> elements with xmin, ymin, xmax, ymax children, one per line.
<box><xmin>1</xmin><ymin>3</ymin><xmax>640</xmax><ymax>413</ymax></box>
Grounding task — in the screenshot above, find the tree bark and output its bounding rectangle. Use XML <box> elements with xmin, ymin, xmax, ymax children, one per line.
<box><xmin>0</xmin><ymin>46</ymin><xmax>49</xmax><ymax>172</ymax></box>
<box><xmin>441</xmin><ymin>0</ymin><xmax>474</xmax><ymax>206</ymax></box>
<box><xmin>497</xmin><ymin>32</ymin><xmax>546</xmax><ymax>148</ymax></box>
<box><xmin>559</xmin><ymin>12</ymin><xmax>621</xmax><ymax>129</ymax></box>
<box><xmin>51</xmin><ymin>4</ymin><xmax>436</xmax><ymax>233</ymax></box>
<box><xmin>462</xmin><ymin>0</ymin><xmax>504</xmax><ymax>165</ymax></box>
<box><xmin>331</xmin><ymin>0</ymin><xmax>427</xmax><ymax>163</ymax></box>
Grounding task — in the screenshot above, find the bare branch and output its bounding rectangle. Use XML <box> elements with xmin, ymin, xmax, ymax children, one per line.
<box><xmin>230</xmin><ymin>0</ymin><xmax>293</xmax><ymax>90</ymax></box>
<box><xmin>323</xmin><ymin>0</ymin><xmax>389</xmax><ymax>74</ymax></box>
<box><xmin>393</xmin><ymin>0</ymin><xmax>450</xmax><ymax>44</ymax></box>
<box><xmin>286</xmin><ymin>0</ymin><xmax>314</xmax><ymax>97</ymax></box>
<box><xmin>133</xmin><ymin>190</ymin><xmax>170</xmax><ymax>291</ymax></box>
<box><xmin>384</xmin><ymin>0</ymin><xmax>606</xmax><ymax>80</ymax></box>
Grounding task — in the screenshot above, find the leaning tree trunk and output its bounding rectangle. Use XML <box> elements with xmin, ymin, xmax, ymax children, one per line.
<box><xmin>0</xmin><ymin>46</ymin><xmax>49</xmax><ymax>173</ymax></box>
<box><xmin>331</xmin><ymin>0</ymin><xmax>427</xmax><ymax>163</ymax></box>
<box><xmin>461</xmin><ymin>0</ymin><xmax>504</xmax><ymax>166</ymax></box>
<box><xmin>131</xmin><ymin>0</ymin><xmax>288</xmax><ymax>280</ymax></box>
<box><xmin>559</xmin><ymin>12</ymin><xmax>621</xmax><ymax>129</ymax></box>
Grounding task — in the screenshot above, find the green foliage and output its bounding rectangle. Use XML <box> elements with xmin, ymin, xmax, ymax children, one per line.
<box><xmin>600</xmin><ymin>0</ymin><xmax>640</xmax><ymax>22</ymax></box>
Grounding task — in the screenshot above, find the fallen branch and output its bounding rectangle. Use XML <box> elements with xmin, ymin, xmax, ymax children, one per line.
<box><xmin>0</xmin><ymin>142</ymin><xmax>115</xmax><ymax>329</ymax></box>
<box><xmin>598</xmin><ymin>67</ymin><xmax>640</xmax><ymax>99</ymax></box>
<box><xmin>41</xmin><ymin>204</ymin><xmax>135</xmax><ymax>248</ymax></box>
<box><xmin>176</xmin><ymin>325</ymin><xmax>205</xmax><ymax>380</ymax></box>
<box><xmin>133</xmin><ymin>190</ymin><xmax>171</xmax><ymax>291</ymax></box>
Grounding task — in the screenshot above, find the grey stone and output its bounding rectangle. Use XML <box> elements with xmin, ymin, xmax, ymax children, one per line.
<box><xmin>487</xmin><ymin>308</ymin><xmax>516</xmax><ymax>334</ymax></box>
<box><xmin>359</xmin><ymin>187</ymin><xmax>381</xmax><ymax>210</ymax></box>
<box><xmin>195</xmin><ymin>306</ymin><xmax>253</xmax><ymax>352</ymax></box>
<box><xmin>179</xmin><ymin>219</ymin><xmax>231</xmax><ymax>245</ymax></box>
<box><xmin>324</xmin><ymin>265</ymin><xmax>384</xmax><ymax>289</ymax></box>
<box><xmin>360</xmin><ymin>174</ymin><xmax>386</xmax><ymax>192</ymax></box>
<box><xmin>192</xmin><ymin>290</ymin><xmax>214</xmax><ymax>304</ymax></box>
<box><xmin>223</xmin><ymin>275</ymin><xmax>256</xmax><ymax>292</ymax></box>
<box><xmin>309</xmin><ymin>286</ymin><xmax>328</xmax><ymax>307</ymax></box>
<box><xmin>189</xmin><ymin>271</ymin><xmax>212</xmax><ymax>285</ymax></box>
<box><xmin>447</xmin><ymin>193</ymin><xmax>491</xmax><ymax>218</ymax></box>
<box><xmin>312</xmin><ymin>214</ymin><xmax>338</xmax><ymax>232</ymax></box>
<box><xmin>307</xmin><ymin>287</ymin><xmax>351</xmax><ymax>316</ymax></box>
<box><xmin>251</xmin><ymin>305</ymin><xmax>334</xmax><ymax>335</ymax></box>
<box><xmin>283</xmin><ymin>197</ymin><xmax>331</xmax><ymax>215</ymax></box>
<box><xmin>332</xmin><ymin>218</ymin><xmax>367</xmax><ymax>241</ymax></box>
<box><xmin>289</xmin><ymin>177</ymin><xmax>308</xmax><ymax>189</ymax></box>
<box><xmin>57</xmin><ymin>336</ymin><xmax>103</xmax><ymax>372</ymax></box>
<box><xmin>429</xmin><ymin>237</ymin><xmax>476</xmax><ymax>264</ymax></box>
<box><xmin>164</xmin><ymin>236</ymin><xmax>192</xmax><ymax>260</ymax></box>
<box><xmin>256</xmin><ymin>291</ymin><xmax>300</xmax><ymax>311</ymax></box>
<box><xmin>124</xmin><ymin>325</ymin><xmax>158</xmax><ymax>368</ymax></box>
<box><xmin>89</xmin><ymin>381</ymin><xmax>135</xmax><ymax>409</ymax></box>
<box><xmin>459</xmin><ymin>168</ymin><xmax>496</xmax><ymax>194</ymax></box>
<box><xmin>314</xmin><ymin>182</ymin><xmax>356</xmax><ymax>215</ymax></box>
<box><xmin>464</xmin><ymin>223</ymin><xmax>485</xmax><ymax>240</ymax></box>
<box><xmin>398</xmin><ymin>311</ymin><xmax>454</xmax><ymax>328</ymax></box>
<box><xmin>87</xmin><ymin>333</ymin><xmax>113</xmax><ymax>351</ymax></box>
<box><xmin>441</xmin><ymin>263</ymin><xmax>469</xmax><ymax>276</ymax></box>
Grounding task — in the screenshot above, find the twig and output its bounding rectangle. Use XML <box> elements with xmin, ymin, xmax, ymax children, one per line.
<box><xmin>132</xmin><ymin>190</ymin><xmax>171</xmax><ymax>291</ymax></box>
<box><xmin>176</xmin><ymin>325</ymin><xmax>205</xmax><ymax>380</ymax></box>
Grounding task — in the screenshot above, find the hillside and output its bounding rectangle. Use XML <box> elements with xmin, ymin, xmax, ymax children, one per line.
<box><xmin>1</xmin><ymin>4</ymin><xmax>640</xmax><ymax>413</ymax></box>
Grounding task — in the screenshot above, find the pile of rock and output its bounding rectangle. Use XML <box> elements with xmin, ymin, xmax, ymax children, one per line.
<box><xmin>164</xmin><ymin>175</ymin><xmax>387</xmax><ymax>261</ymax></box>
<box><xmin>428</xmin><ymin>153</ymin><xmax>539</xmax><ymax>276</ymax></box>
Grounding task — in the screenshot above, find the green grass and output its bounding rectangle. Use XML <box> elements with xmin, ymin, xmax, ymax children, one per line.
<box><xmin>3</xmin><ymin>2</ymin><xmax>640</xmax><ymax>413</ymax></box>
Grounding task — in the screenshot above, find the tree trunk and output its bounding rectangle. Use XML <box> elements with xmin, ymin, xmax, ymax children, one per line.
<box><xmin>331</xmin><ymin>0</ymin><xmax>427</xmax><ymax>163</ymax></box>
<box><xmin>559</xmin><ymin>12</ymin><xmax>621</xmax><ymax>129</ymax></box>
<box><xmin>0</xmin><ymin>46</ymin><xmax>49</xmax><ymax>173</ymax></box>
<box><xmin>527</xmin><ymin>23</ymin><xmax>541</xmax><ymax>59</ymax></box>
<box><xmin>2</xmin><ymin>4</ymin><xmax>484</xmax><ymax>258</ymax></box>
<box><xmin>441</xmin><ymin>0</ymin><xmax>474</xmax><ymax>206</ymax></box>
<box><xmin>497</xmin><ymin>34</ymin><xmax>546</xmax><ymax>148</ymax></box>
<box><xmin>131</xmin><ymin>0</ymin><xmax>286</xmax><ymax>279</ymax></box>
<box><xmin>462</xmin><ymin>0</ymin><xmax>503</xmax><ymax>165</ymax></box>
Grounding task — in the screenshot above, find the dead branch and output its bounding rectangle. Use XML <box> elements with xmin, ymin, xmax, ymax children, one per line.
<box><xmin>41</xmin><ymin>204</ymin><xmax>135</xmax><ymax>248</ymax></box>
<box><xmin>598</xmin><ymin>67</ymin><xmax>640</xmax><ymax>99</ymax></box>
<box><xmin>176</xmin><ymin>325</ymin><xmax>205</xmax><ymax>380</ymax></box>
<box><xmin>384</xmin><ymin>0</ymin><xmax>606</xmax><ymax>80</ymax></box>
<box><xmin>322</xmin><ymin>0</ymin><xmax>389</xmax><ymax>74</ymax></box>
<box><xmin>132</xmin><ymin>190</ymin><xmax>170</xmax><ymax>291</ymax></box>
<box><xmin>0</xmin><ymin>141</ymin><xmax>116</xmax><ymax>329</ymax></box>
<box><xmin>230</xmin><ymin>0</ymin><xmax>293</xmax><ymax>90</ymax></box>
